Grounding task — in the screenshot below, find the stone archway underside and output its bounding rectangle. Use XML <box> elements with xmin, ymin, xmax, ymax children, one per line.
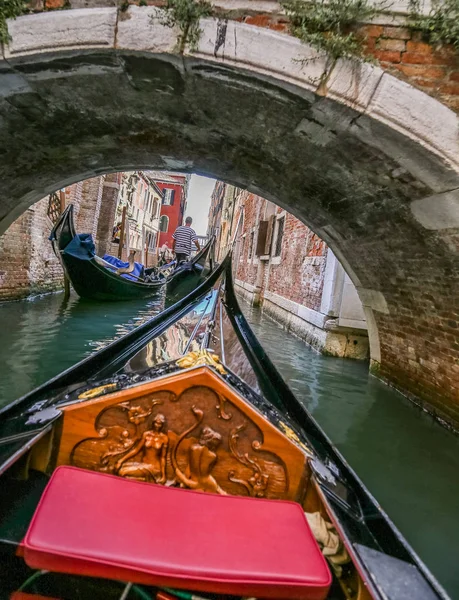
<box><xmin>1</xmin><ymin>9</ymin><xmax>459</xmax><ymax>426</ymax></box>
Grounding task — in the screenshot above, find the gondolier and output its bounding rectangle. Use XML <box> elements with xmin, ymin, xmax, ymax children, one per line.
<box><xmin>172</xmin><ymin>216</ymin><xmax>200</xmax><ymax>264</ymax></box>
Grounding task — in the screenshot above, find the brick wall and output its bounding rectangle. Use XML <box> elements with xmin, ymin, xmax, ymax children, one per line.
<box><xmin>0</xmin><ymin>197</ymin><xmax>64</xmax><ymax>301</ymax></box>
<box><xmin>0</xmin><ymin>175</ymin><xmax>119</xmax><ymax>301</ymax></box>
<box><xmin>95</xmin><ymin>173</ymin><xmax>122</xmax><ymax>256</ymax></box>
<box><xmin>236</xmin><ymin>191</ymin><xmax>263</xmax><ymax>287</ymax></box>
<box><xmin>74</xmin><ymin>176</ymin><xmax>104</xmax><ymax>236</ymax></box>
<box><xmin>266</xmin><ymin>211</ymin><xmax>327</xmax><ymax>312</ymax></box>
<box><xmin>235</xmin><ymin>193</ymin><xmax>328</xmax><ymax>312</ymax></box>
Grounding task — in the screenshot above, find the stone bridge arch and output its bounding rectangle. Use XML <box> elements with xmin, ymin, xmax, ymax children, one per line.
<box><xmin>1</xmin><ymin>6</ymin><xmax>459</xmax><ymax>426</ymax></box>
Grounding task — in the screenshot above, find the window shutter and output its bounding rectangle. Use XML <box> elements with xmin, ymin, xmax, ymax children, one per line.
<box><xmin>264</xmin><ymin>215</ymin><xmax>275</xmax><ymax>255</ymax></box>
<box><xmin>255</xmin><ymin>221</ymin><xmax>268</xmax><ymax>256</ymax></box>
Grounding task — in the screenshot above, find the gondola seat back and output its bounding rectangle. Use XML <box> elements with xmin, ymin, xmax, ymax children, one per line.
<box><xmin>24</xmin><ymin>466</ymin><xmax>331</xmax><ymax>600</ymax></box>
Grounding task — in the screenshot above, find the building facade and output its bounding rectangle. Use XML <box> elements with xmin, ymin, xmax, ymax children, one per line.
<box><xmin>148</xmin><ymin>172</ymin><xmax>189</xmax><ymax>248</ymax></box>
<box><xmin>208</xmin><ymin>184</ymin><xmax>369</xmax><ymax>360</ymax></box>
<box><xmin>113</xmin><ymin>172</ymin><xmax>162</xmax><ymax>263</ymax></box>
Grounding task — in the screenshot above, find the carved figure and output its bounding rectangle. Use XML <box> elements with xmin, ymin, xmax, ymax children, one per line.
<box><xmin>115</xmin><ymin>413</ymin><xmax>169</xmax><ymax>483</ymax></box>
<box><xmin>176</xmin><ymin>426</ymin><xmax>226</xmax><ymax>495</ymax></box>
<box><xmin>171</xmin><ymin>406</ymin><xmax>226</xmax><ymax>495</ymax></box>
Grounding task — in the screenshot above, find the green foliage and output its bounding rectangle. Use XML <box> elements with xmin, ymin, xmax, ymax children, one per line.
<box><xmin>159</xmin><ymin>0</ymin><xmax>213</xmax><ymax>51</ymax></box>
<box><xmin>0</xmin><ymin>0</ymin><xmax>25</xmax><ymax>44</ymax></box>
<box><xmin>409</xmin><ymin>0</ymin><xmax>459</xmax><ymax>50</ymax></box>
<box><xmin>281</xmin><ymin>0</ymin><xmax>379</xmax><ymax>61</ymax></box>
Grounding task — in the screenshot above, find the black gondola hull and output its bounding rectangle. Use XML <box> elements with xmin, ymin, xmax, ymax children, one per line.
<box><xmin>50</xmin><ymin>205</ymin><xmax>213</xmax><ymax>301</ymax></box>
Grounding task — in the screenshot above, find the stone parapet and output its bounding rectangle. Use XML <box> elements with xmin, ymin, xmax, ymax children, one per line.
<box><xmin>7</xmin><ymin>1</ymin><xmax>458</xmax><ymax>113</ymax></box>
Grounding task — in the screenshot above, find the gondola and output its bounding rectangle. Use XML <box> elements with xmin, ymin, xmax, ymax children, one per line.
<box><xmin>49</xmin><ymin>205</ymin><xmax>214</xmax><ymax>301</ymax></box>
<box><xmin>0</xmin><ymin>255</ymin><xmax>449</xmax><ymax>600</ymax></box>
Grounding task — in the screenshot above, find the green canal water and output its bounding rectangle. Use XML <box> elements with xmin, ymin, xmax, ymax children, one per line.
<box><xmin>1</xmin><ymin>291</ymin><xmax>458</xmax><ymax>598</ymax></box>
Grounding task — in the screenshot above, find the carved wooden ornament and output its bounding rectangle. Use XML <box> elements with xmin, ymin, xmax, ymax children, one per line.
<box><xmin>57</xmin><ymin>368</ymin><xmax>308</xmax><ymax>501</ymax></box>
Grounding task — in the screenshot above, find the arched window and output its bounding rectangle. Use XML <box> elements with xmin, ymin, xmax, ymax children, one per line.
<box><xmin>159</xmin><ymin>215</ymin><xmax>169</xmax><ymax>233</ymax></box>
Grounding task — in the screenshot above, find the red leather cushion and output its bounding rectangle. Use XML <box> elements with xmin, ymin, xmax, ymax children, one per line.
<box><xmin>10</xmin><ymin>595</ymin><xmax>60</xmax><ymax>600</ymax></box>
<box><xmin>24</xmin><ymin>466</ymin><xmax>331</xmax><ymax>600</ymax></box>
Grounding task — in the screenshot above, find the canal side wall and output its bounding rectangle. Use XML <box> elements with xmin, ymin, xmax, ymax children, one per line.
<box><xmin>0</xmin><ymin>197</ymin><xmax>64</xmax><ymax>301</ymax></box>
<box><xmin>209</xmin><ymin>185</ymin><xmax>369</xmax><ymax>359</ymax></box>
<box><xmin>0</xmin><ymin>176</ymin><xmax>115</xmax><ymax>301</ymax></box>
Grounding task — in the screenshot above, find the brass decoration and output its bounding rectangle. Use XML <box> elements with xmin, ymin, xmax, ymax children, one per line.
<box><xmin>228</xmin><ymin>423</ymin><xmax>269</xmax><ymax>498</ymax></box>
<box><xmin>278</xmin><ymin>421</ymin><xmax>313</xmax><ymax>456</ymax></box>
<box><xmin>78</xmin><ymin>383</ymin><xmax>118</xmax><ymax>400</ymax></box>
<box><xmin>172</xmin><ymin>407</ymin><xmax>226</xmax><ymax>495</ymax></box>
<box><xmin>176</xmin><ymin>350</ymin><xmax>227</xmax><ymax>375</ymax></box>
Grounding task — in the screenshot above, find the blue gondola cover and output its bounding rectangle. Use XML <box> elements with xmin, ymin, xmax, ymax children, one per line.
<box><xmin>62</xmin><ymin>234</ymin><xmax>96</xmax><ymax>260</ymax></box>
<box><xmin>102</xmin><ymin>254</ymin><xmax>144</xmax><ymax>281</ymax></box>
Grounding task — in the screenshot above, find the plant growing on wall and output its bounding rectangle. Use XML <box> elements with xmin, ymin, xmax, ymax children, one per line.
<box><xmin>0</xmin><ymin>0</ymin><xmax>24</xmax><ymax>44</ymax></box>
<box><xmin>281</xmin><ymin>0</ymin><xmax>379</xmax><ymax>62</ymax></box>
<box><xmin>158</xmin><ymin>0</ymin><xmax>213</xmax><ymax>52</ymax></box>
<box><xmin>280</xmin><ymin>0</ymin><xmax>382</xmax><ymax>91</ymax></box>
<box><xmin>409</xmin><ymin>0</ymin><xmax>459</xmax><ymax>51</ymax></box>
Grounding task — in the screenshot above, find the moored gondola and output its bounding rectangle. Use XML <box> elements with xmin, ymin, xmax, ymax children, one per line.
<box><xmin>49</xmin><ymin>205</ymin><xmax>214</xmax><ymax>301</ymax></box>
<box><xmin>0</xmin><ymin>255</ymin><xmax>449</xmax><ymax>600</ymax></box>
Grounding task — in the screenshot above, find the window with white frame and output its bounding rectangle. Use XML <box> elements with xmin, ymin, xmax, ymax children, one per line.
<box><xmin>163</xmin><ymin>188</ymin><xmax>175</xmax><ymax>206</ymax></box>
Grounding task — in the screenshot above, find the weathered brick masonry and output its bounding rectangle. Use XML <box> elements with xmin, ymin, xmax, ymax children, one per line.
<box><xmin>236</xmin><ymin>195</ymin><xmax>327</xmax><ymax>311</ymax></box>
<box><xmin>214</xmin><ymin>187</ymin><xmax>369</xmax><ymax>359</ymax></box>
<box><xmin>0</xmin><ymin>197</ymin><xmax>63</xmax><ymax>301</ymax></box>
<box><xmin>0</xmin><ymin>175</ymin><xmax>115</xmax><ymax>301</ymax></box>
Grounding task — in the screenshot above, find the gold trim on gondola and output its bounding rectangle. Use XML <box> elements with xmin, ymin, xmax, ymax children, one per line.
<box><xmin>78</xmin><ymin>383</ymin><xmax>118</xmax><ymax>400</ymax></box>
<box><xmin>176</xmin><ymin>350</ymin><xmax>227</xmax><ymax>375</ymax></box>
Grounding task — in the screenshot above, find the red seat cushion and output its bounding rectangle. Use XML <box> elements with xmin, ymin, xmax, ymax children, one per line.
<box><xmin>24</xmin><ymin>466</ymin><xmax>331</xmax><ymax>600</ymax></box>
<box><xmin>11</xmin><ymin>595</ymin><xmax>60</xmax><ymax>600</ymax></box>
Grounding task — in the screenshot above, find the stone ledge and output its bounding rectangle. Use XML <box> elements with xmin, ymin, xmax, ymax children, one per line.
<box><xmin>235</xmin><ymin>278</ymin><xmax>257</xmax><ymax>293</ymax></box>
<box><xmin>116</xmin><ymin>6</ymin><xmax>180</xmax><ymax>54</ymax></box>
<box><xmin>410</xmin><ymin>188</ymin><xmax>459</xmax><ymax>230</ymax></box>
<box><xmin>262</xmin><ymin>297</ymin><xmax>369</xmax><ymax>359</ymax></box>
<box><xmin>366</xmin><ymin>73</ymin><xmax>459</xmax><ymax>171</ymax></box>
<box><xmin>187</xmin><ymin>18</ymin><xmax>459</xmax><ymax>172</ymax></box>
<box><xmin>264</xmin><ymin>289</ymin><xmax>328</xmax><ymax>328</ymax></box>
<box><xmin>356</xmin><ymin>287</ymin><xmax>390</xmax><ymax>314</ymax></box>
<box><xmin>5</xmin><ymin>9</ymin><xmax>117</xmax><ymax>58</ymax></box>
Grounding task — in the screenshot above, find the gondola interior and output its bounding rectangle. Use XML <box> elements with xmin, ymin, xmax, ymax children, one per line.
<box><xmin>0</xmin><ymin>259</ymin><xmax>448</xmax><ymax>600</ymax></box>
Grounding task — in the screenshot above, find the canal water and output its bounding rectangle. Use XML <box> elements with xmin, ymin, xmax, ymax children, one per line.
<box><xmin>1</xmin><ymin>291</ymin><xmax>458</xmax><ymax>598</ymax></box>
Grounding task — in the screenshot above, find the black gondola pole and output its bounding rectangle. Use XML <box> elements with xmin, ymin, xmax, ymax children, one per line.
<box><xmin>59</xmin><ymin>190</ymin><xmax>71</xmax><ymax>300</ymax></box>
<box><xmin>118</xmin><ymin>206</ymin><xmax>127</xmax><ymax>260</ymax></box>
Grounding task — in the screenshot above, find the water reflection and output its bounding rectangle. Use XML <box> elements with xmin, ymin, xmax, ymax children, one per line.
<box><xmin>125</xmin><ymin>294</ymin><xmax>216</xmax><ymax>373</ymax></box>
<box><xmin>242</xmin><ymin>302</ymin><xmax>459</xmax><ymax>598</ymax></box>
<box><xmin>0</xmin><ymin>292</ymin><xmax>163</xmax><ymax>407</ymax></box>
<box><xmin>1</xmin><ymin>290</ymin><xmax>459</xmax><ymax>596</ymax></box>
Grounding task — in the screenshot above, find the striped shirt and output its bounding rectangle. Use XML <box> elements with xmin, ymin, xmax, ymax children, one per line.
<box><xmin>172</xmin><ymin>225</ymin><xmax>198</xmax><ymax>256</ymax></box>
